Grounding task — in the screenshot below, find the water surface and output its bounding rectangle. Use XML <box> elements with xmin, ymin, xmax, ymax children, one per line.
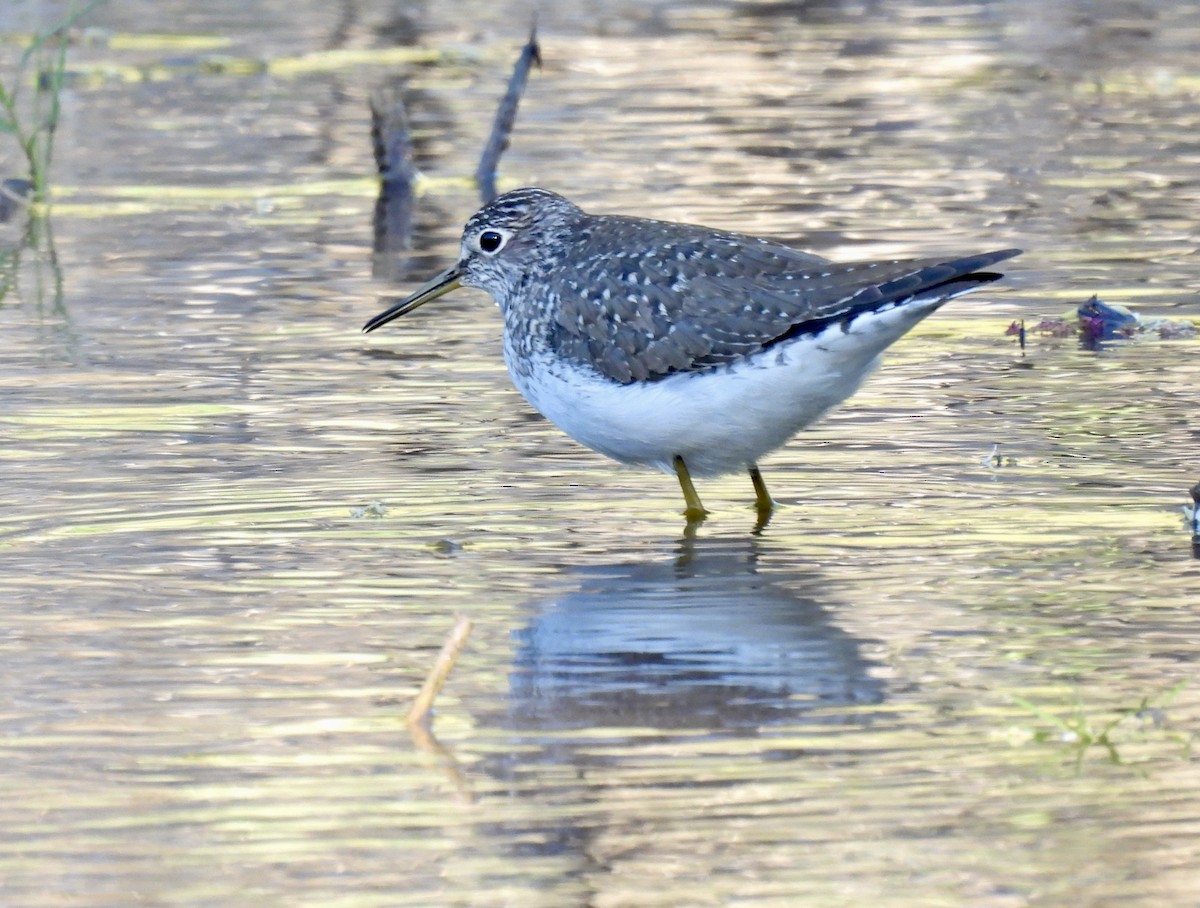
<box><xmin>1</xmin><ymin>1</ymin><xmax>1198</xmax><ymax>905</ymax></box>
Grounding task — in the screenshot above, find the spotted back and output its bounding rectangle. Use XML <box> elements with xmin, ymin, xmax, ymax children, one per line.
<box><xmin>458</xmin><ymin>189</ymin><xmax>1019</xmax><ymax>385</ymax></box>
<box><xmin>537</xmin><ymin>212</ymin><xmax>1018</xmax><ymax>383</ymax></box>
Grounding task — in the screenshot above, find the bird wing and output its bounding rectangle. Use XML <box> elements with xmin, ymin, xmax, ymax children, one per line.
<box><xmin>547</xmin><ymin>217</ymin><xmax>1019</xmax><ymax>384</ymax></box>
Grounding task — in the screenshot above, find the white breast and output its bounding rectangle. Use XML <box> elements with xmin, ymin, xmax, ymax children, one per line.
<box><xmin>503</xmin><ymin>296</ymin><xmax>943</xmax><ymax>477</ymax></box>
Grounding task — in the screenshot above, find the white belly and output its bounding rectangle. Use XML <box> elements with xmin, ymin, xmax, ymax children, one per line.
<box><xmin>503</xmin><ymin>298</ymin><xmax>941</xmax><ymax>476</ymax></box>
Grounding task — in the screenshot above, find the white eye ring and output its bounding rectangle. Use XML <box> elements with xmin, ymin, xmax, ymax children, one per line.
<box><xmin>475</xmin><ymin>228</ymin><xmax>511</xmax><ymax>255</ymax></box>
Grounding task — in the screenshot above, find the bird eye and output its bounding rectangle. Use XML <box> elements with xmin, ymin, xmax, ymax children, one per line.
<box><xmin>479</xmin><ymin>230</ymin><xmax>505</xmax><ymax>253</ymax></box>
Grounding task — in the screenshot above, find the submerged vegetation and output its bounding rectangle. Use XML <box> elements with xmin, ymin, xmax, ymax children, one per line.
<box><xmin>0</xmin><ymin>1</ymin><xmax>101</xmax><ymax>309</ymax></box>
<box><xmin>1015</xmin><ymin>682</ymin><xmax>1192</xmax><ymax>772</ymax></box>
<box><xmin>0</xmin><ymin>0</ymin><xmax>103</xmax><ymax>208</ymax></box>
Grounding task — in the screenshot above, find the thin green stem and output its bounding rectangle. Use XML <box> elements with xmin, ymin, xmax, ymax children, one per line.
<box><xmin>1</xmin><ymin>0</ymin><xmax>107</xmax><ymax>204</ymax></box>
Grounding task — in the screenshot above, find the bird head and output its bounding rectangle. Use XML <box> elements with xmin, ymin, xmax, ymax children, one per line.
<box><xmin>363</xmin><ymin>188</ymin><xmax>582</xmax><ymax>332</ymax></box>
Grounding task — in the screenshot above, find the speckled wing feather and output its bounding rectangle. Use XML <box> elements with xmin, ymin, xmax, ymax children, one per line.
<box><xmin>547</xmin><ymin>215</ymin><xmax>1019</xmax><ymax>384</ymax></box>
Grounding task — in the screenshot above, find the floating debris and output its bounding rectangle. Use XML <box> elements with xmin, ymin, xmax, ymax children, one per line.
<box><xmin>1155</xmin><ymin>318</ymin><xmax>1198</xmax><ymax>340</ymax></box>
<box><xmin>432</xmin><ymin>538</ymin><xmax>463</xmax><ymax>556</ymax></box>
<box><xmin>1023</xmin><ymin>316</ymin><xmax>1076</xmax><ymax>338</ymax></box>
<box><xmin>980</xmin><ymin>444</ymin><xmax>1017</xmax><ymax>468</ymax></box>
<box><xmin>1186</xmin><ymin>482</ymin><xmax>1200</xmax><ymax>559</ymax></box>
<box><xmin>350</xmin><ymin>500</ymin><xmax>389</xmax><ymax>518</ymax></box>
<box><xmin>1008</xmin><ymin>294</ymin><xmax>1197</xmax><ymax>348</ymax></box>
<box><xmin>1078</xmin><ymin>294</ymin><xmax>1139</xmax><ymax>343</ymax></box>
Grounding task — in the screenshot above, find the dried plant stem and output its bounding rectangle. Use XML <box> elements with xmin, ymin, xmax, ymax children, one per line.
<box><xmin>407</xmin><ymin>615</ymin><xmax>473</xmax><ymax>726</ymax></box>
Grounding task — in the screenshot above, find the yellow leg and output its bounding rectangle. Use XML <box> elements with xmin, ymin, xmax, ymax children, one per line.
<box><xmin>748</xmin><ymin>462</ymin><xmax>774</xmax><ymax>524</ymax></box>
<box><xmin>673</xmin><ymin>455</ymin><xmax>709</xmax><ymax>522</ymax></box>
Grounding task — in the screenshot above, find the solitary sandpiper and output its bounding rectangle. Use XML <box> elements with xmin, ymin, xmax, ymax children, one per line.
<box><xmin>364</xmin><ymin>188</ymin><xmax>1020</xmax><ymax>523</ymax></box>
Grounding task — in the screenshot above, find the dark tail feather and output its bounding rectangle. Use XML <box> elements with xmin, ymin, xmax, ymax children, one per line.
<box><xmin>874</xmin><ymin>248</ymin><xmax>1022</xmax><ymax>305</ymax></box>
<box><xmin>917</xmin><ymin>270</ymin><xmax>1004</xmax><ymax>302</ymax></box>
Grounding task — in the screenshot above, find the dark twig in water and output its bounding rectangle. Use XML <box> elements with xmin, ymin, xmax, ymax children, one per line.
<box><xmin>407</xmin><ymin>614</ymin><xmax>474</xmax><ymax>727</ymax></box>
<box><xmin>370</xmin><ymin>86</ymin><xmax>416</xmax><ymax>185</ymax></box>
<box><xmin>370</xmin><ymin>86</ymin><xmax>417</xmax><ymax>278</ymax></box>
<box><xmin>474</xmin><ymin>22</ymin><xmax>541</xmax><ymax>204</ymax></box>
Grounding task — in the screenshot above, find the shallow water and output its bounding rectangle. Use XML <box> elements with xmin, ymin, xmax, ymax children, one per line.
<box><xmin>2</xmin><ymin>1</ymin><xmax>1198</xmax><ymax>905</ymax></box>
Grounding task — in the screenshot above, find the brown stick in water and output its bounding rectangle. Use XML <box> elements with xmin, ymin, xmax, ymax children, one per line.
<box><xmin>407</xmin><ymin>614</ymin><xmax>474</xmax><ymax>726</ymax></box>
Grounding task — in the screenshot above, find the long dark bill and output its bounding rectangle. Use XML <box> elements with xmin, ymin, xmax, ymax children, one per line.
<box><xmin>363</xmin><ymin>264</ymin><xmax>465</xmax><ymax>333</ymax></box>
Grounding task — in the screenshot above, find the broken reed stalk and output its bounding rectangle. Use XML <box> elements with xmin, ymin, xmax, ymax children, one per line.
<box><xmin>369</xmin><ymin>85</ymin><xmax>416</xmax><ymax>276</ymax></box>
<box><xmin>474</xmin><ymin>22</ymin><xmax>541</xmax><ymax>204</ymax></box>
<box><xmin>407</xmin><ymin>614</ymin><xmax>474</xmax><ymax>726</ymax></box>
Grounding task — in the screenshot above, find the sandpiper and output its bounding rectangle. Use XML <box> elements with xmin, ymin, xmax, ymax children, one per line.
<box><xmin>364</xmin><ymin>188</ymin><xmax>1020</xmax><ymax>522</ymax></box>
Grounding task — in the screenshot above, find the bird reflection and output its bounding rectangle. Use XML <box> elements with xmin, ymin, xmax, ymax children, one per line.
<box><xmin>495</xmin><ymin>533</ymin><xmax>884</xmax><ymax>735</ymax></box>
